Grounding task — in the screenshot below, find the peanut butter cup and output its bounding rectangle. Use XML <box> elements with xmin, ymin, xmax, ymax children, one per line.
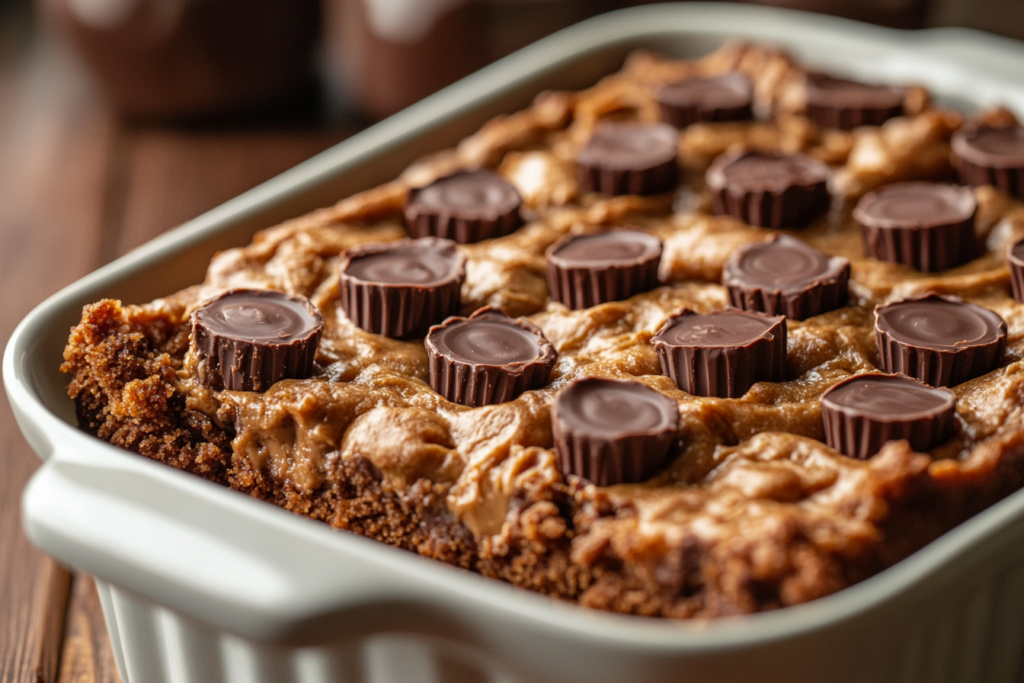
<box><xmin>405</xmin><ymin>170</ymin><xmax>523</xmax><ymax>244</ymax></box>
<box><xmin>552</xmin><ymin>377</ymin><xmax>679</xmax><ymax>486</ymax></box>
<box><xmin>723</xmin><ymin>235</ymin><xmax>850</xmax><ymax>320</ymax></box>
<box><xmin>853</xmin><ymin>182</ymin><xmax>978</xmax><ymax>272</ymax></box>
<box><xmin>425</xmin><ymin>307</ymin><xmax>557</xmax><ymax>407</ymax></box>
<box><xmin>953</xmin><ymin>123</ymin><xmax>1024</xmax><ymax>198</ymax></box>
<box><xmin>577</xmin><ymin>122</ymin><xmax>679</xmax><ymax>196</ymax></box>
<box><xmin>821</xmin><ymin>373</ymin><xmax>957</xmax><ymax>459</ymax></box>
<box><xmin>339</xmin><ymin>237</ymin><xmax>465</xmax><ymax>339</ymax></box>
<box><xmin>875</xmin><ymin>294</ymin><xmax>1006</xmax><ymax>387</ymax></box>
<box><xmin>191</xmin><ymin>289</ymin><xmax>323</xmax><ymax>392</ymax></box>
<box><xmin>545</xmin><ymin>229</ymin><xmax>663</xmax><ymax>310</ymax></box>
<box><xmin>1010</xmin><ymin>238</ymin><xmax>1024</xmax><ymax>303</ymax></box>
<box><xmin>652</xmin><ymin>308</ymin><xmax>786</xmax><ymax>398</ymax></box>
<box><xmin>707</xmin><ymin>149</ymin><xmax>830</xmax><ymax>229</ymax></box>
<box><xmin>804</xmin><ymin>74</ymin><xmax>905</xmax><ymax>130</ymax></box>
<box><xmin>655</xmin><ymin>72</ymin><xmax>754</xmax><ymax>128</ymax></box>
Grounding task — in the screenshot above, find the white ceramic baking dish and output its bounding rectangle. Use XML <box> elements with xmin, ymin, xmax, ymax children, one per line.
<box><xmin>8</xmin><ymin>4</ymin><xmax>1024</xmax><ymax>682</ymax></box>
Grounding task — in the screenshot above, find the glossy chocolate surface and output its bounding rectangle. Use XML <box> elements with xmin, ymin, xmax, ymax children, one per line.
<box><xmin>405</xmin><ymin>170</ymin><xmax>523</xmax><ymax>244</ymax></box>
<box><xmin>875</xmin><ymin>294</ymin><xmax>1007</xmax><ymax>387</ymax></box>
<box><xmin>192</xmin><ymin>289</ymin><xmax>323</xmax><ymax>392</ymax></box>
<box><xmin>546</xmin><ymin>230</ymin><xmax>663</xmax><ymax>310</ymax></box>
<box><xmin>552</xmin><ymin>377</ymin><xmax>678</xmax><ymax>486</ymax></box>
<box><xmin>724</xmin><ymin>235</ymin><xmax>850</xmax><ymax>319</ymax></box>
<box><xmin>339</xmin><ymin>237</ymin><xmax>465</xmax><ymax>338</ymax></box>
<box><xmin>656</xmin><ymin>72</ymin><xmax>753</xmax><ymax>128</ymax></box>
<box><xmin>343</xmin><ymin>239</ymin><xmax>463</xmax><ymax>285</ymax></box>
<box><xmin>707</xmin><ymin>150</ymin><xmax>830</xmax><ymax>228</ymax></box>
<box><xmin>426</xmin><ymin>307</ymin><xmax>556</xmax><ymax>407</ymax></box>
<box><xmin>577</xmin><ymin>122</ymin><xmax>678</xmax><ymax>196</ymax></box>
<box><xmin>652</xmin><ymin>308</ymin><xmax>787</xmax><ymax>398</ymax></box>
<box><xmin>821</xmin><ymin>373</ymin><xmax>957</xmax><ymax>459</ymax></box>
<box><xmin>805</xmin><ymin>74</ymin><xmax>904</xmax><ymax>130</ymax></box>
<box><xmin>854</xmin><ymin>182</ymin><xmax>978</xmax><ymax>272</ymax></box>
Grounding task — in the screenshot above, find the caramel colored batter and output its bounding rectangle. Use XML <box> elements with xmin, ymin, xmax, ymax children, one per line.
<box><xmin>62</xmin><ymin>42</ymin><xmax>1024</xmax><ymax>618</ymax></box>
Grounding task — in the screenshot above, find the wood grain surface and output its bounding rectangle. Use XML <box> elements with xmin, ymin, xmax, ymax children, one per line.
<box><xmin>0</xmin><ymin>12</ymin><xmax>356</xmax><ymax>682</ymax></box>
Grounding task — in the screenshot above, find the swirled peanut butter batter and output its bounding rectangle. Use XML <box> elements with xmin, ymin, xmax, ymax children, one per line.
<box><xmin>63</xmin><ymin>42</ymin><xmax>1024</xmax><ymax>618</ymax></box>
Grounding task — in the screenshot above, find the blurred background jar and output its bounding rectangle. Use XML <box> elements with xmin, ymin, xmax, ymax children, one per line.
<box><xmin>326</xmin><ymin>0</ymin><xmax>634</xmax><ymax>120</ymax></box>
<box><xmin>34</xmin><ymin>0</ymin><xmax>1024</xmax><ymax>123</ymax></box>
<box><xmin>38</xmin><ymin>0</ymin><xmax>320</xmax><ymax>121</ymax></box>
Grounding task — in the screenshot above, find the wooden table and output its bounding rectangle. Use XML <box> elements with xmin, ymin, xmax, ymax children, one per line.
<box><xmin>0</xmin><ymin>12</ymin><xmax>361</xmax><ymax>682</ymax></box>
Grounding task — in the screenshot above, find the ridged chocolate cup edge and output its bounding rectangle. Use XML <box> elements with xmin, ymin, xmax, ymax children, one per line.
<box><xmin>651</xmin><ymin>308</ymin><xmax>787</xmax><ymax>398</ymax></box>
<box><xmin>1010</xmin><ymin>240</ymin><xmax>1024</xmax><ymax>303</ymax></box>
<box><xmin>552</xmin><ymin>378</ymin><xmax>679</xmax><ymax>486</ymax></box>
<box><xmin>545</xmin><ymin>231</ymin><xmax>663</xmax><ymax>310</ymax></box>
<box><xmin>821</xmin><ymin>373</ymin><xmax>957</xmax><ymax>460</ymax></box>
<box><xmin>191</xmin><ymin>289</ymin><xmax>324</xmax><ymax>393</ymax></box>
<box><xmin>874</xmin><ymin>294</ymin><xmax>1007</xmax><ymax>387</ymax></box>
<box><xmin>706</xmin><ymin>150</ymin><xmax>829</xmax><ymax>229</ymax></box>
<box><xmin>425</xmin><ymin>307</ymin><xmax>557</xmax><ymax>408</ymax></box>
<box><xmin>338</xmin><ymin>238</ymin><xmax>466</xmax><ymax>339</ymax></box>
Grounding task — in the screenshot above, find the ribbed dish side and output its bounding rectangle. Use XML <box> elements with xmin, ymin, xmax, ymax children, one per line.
<box><xmin>94</xmin><ymin>582</ymin><xmax>519</xmax><ymax>683</ymax></box>
<box><xmin>94</xmin><ymin>570</ymin><xmax>1024</xmax><ymax>683</ymax></box>
<box><xmin>886</xmin><ymin>561</ymin><xmax>1024</xmax><ymax>683</ymax></box>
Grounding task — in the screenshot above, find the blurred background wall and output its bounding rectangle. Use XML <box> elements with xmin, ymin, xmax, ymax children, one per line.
<box><xmin>5</xmin><ymin>0</ymin><xmax>1024</xmax><ymax>125</ymax></box>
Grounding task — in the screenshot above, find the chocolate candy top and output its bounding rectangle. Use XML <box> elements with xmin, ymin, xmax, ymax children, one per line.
<box><xmin>825</xmin><ymin>374</ymin><xmax>954</xmax><ymax>415</ymax></box>
<box><xmin>853</xmin><ymin>182</ymin><xmax>978</xmax><ymax>272</ymax></box>
<box><xmin>710</xmin><ymin>150</ymin><xmax>829</xmax><ymax>191</ymax></box>
<box><xmin>655</xmin><ymin>309</ymin><xmax>782</xmax><ymax>347</ymax></box>
<box><xmin>875</xmin><ymin>294</ymin><xmax>1006</xmax><ymax>387</ymax></box>
<box><xmin>545</xmin><ymin>229</ymin><xmax>663</xmax><ymax>310</ymax></box>
<box><xmin>191</xmin><ymin>288</ymin><xmax>323</xmax><ymax>392</ymax></box>
<box><xmin>339</xmin><ymin>237</ymin><xmax>465</xmax><ymax>339</ymax></box>
<box><xmin>854</xmin><ymin>182</ymin><xmax>976</xmax><ymax>229</ymax></box>
<box><xmin>952</xmin><ymin>123</ymin><xmax>1024</xmax><ymax>198</ymax></box>
<box><xmin>1010</xmin><ymin>238</ymin><xmax>1024</xmax><ymax>303</ymax></box>
<box><xmin>707</xmin><ymin>150</ymin><xmax>830</xmax><ymax>229</ymax></box>
<box><xmin>655</xmin><ymin>72</ymin><xmax>754</xmax><ymax>128</ymax></box>
<box><xmin>876</xmin><ymin>295</ymin><xmax>1004</xmax><ymax>352</ymax></box>
<box><xmin>343</xmin><ymin>239</ymin><xmax>463</xmax><ymax>286</ymax></box>
<box><xmin>723</xmin><ymin>235</ymin><xmax>850</xmax><ymax>320</ymax></box>
<box><xmin>652</xmin><ymin>308</ymin><xmax>787</xmax><ymax>398</ymax></box>
<box><xmin>405</xmin><ymin>170</ymin><xmax>523</xmax><ymax>244</ymax></box>
<box><xmin>426</xmin><ymin>307</ymin><xmax>556</xmax><ymax>407</ymax></box>
<box><xmin>804</xmin><ymin>74</ymin><xmax>904</xmax><ymax>130</ymax></box>
<box><xmin>821</xmin><ymin>373</ymin><xmax>957</xmax><ymax>459</ymax></box>
<box><xmin>548</xmin><ymin>229</ymin><xmax>661</xmax><ymax>266</ymax></box>
<box><xmin>195</xmin><ymin>289</ymin><xmax>322</xmax><ymax>342</ymax></box>
<box><xmin>576</xmin><ymin>122</ymin><xmax>678</xmax><ymax>196</ymax></box>
<box><xmin>953</xmin><ymin>124</ymin><xmax>1024</xmax><ymax>169</ymax></box>
<box><xmin>552</xmin><ymin>377</ymin><xmax>678</xmax><ymax>486</ymax></box>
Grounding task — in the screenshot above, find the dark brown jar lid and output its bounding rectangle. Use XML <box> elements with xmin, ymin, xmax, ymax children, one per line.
<box><xmin>853</xmin><ymin>182</ymin><xmax>978</xmax><ymax>273</ymax></box>
<box><xmin>723</xmin><ymin>235</ymin><xmax>850</xmax><ymax>320</ymax></box>
<box><xmin>338</xmin><ymin>237</ymin><xmax>465</xmax><ymax>339</ymax></box>
<box><xmin>875</xmin><ymin>294</ymin><xmax>1007</xmax><ymax>387</ymax></box>
<box><xmin>804</xmin><ymin>73</ymin><xmax>905</xmax><ymax>130</ymax></box>
<box><xmin>821</xmin><ymin>373</ymin><xmax>956</xmax><ymax>459</ymax></box>
<box><xmin>655</xmin><ymin>72</ymin><xmax>754</xmax><ymax>128</ymax></box>
<box><xmin>545</xmin><ymin>229</ymin><xmax>663</xmax><ymax>310</ymax></box>
<box><xmin>404</xmin><ymin>170</ymin><xmax>523</xmax><ymax>244</ymax></box>
<box><xmin>425</xmin><ymin>307</ymin><xmax>557</xmax><ymax>407</ymax></box>
<box><xmin>706</xmin><ymin>149</ymin><xmax>830</xmax><ymax>229</ymax></box>
<box><xmin>552</xmin><ymin>377</ymin><xmax>679</xmax><ymax>486</ymax></box>
<box><xmin>191</xmin><ymin>288</ymin><xmax>323</xmax><ymax>392</ymax></box>
<box><xmin>651</xmin><ymin>308</ymin><xmax>786</xmax><ymax>398</ymax></box>
<box><xmin>576</xmin><ymin>122</ymin><xmax>679</xmax><ymax>196</ymax></box>
<box><xmin>953</xmin><ymin>123</ymin><xmax>1024</xmax><ymax>198</ymax></box>
<box><xmin>1010</xmin><ymin>238</ymin><xmax>1024</xmax><ymax>303</ymax></box>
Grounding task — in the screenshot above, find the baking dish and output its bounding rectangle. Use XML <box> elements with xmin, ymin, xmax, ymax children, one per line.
<box><xmin>8</xmin><ymin>4</ymin><xmax>1024</xmax><ymax>682</ymax></box>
